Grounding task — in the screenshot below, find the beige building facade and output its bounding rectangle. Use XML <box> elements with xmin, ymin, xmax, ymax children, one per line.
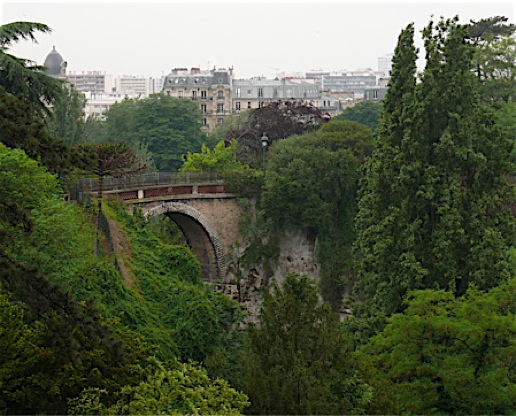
<box><xmin>162</xmin><ymin>67</ymin><xmax>233</xmax><ymax>131</ymax></box>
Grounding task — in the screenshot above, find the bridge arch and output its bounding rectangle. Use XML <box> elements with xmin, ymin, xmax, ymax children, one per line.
<box><xmin>143</xmin><ymin>202</ymin><xmax>226</xmax><ymax>282</ymax></box>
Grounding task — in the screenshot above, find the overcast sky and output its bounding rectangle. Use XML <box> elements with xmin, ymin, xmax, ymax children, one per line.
<box><xmin>1</xmin><ymin>1</ymin><xmax>514</xmax><ymax>79</ymax></box>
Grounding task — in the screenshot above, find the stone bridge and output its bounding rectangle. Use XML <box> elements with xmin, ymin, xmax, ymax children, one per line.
<box><xmin>76</xmin><ymin>172</ymin><xmax>244</xmax><ymax>282</ymax></box>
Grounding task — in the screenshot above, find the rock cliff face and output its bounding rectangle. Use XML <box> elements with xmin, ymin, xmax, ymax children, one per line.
<box><xmin>220</xmin><ymin>227</ymin><xmax>320</xmax><ymax>326</ymax></box>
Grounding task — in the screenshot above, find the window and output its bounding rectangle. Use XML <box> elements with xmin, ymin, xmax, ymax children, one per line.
<box><xmin>217</xmin><ymin>118</ymin><xmax>223</xmax><ymax>124</ymax></box>
<box><xmin>178</xmin><ymin>91</ymin><xmax>183</xmax><ymax>98</ymax></box>
<box><xmin>258</xmin><ymin>88</ymin><xmax>263</xmax><ymax>98</ymax></box>
<box><xmin>202</xmin><ymin>118</ymin><xmax>207</xmax><ymax>125</ymax></box>
<box><xmin>192</xmin><ymin>90</ymin><xmax>197</xmax><ymax>99</ymax></box>
<box><xmin>217</xmin><ymin>91</ymin><xmax>224</xmax><ymax>100</ymax></box>
<box><xmin>273</xmin><ymin>88</ymin><xmax>278</xmax><ymax>98</ymax></box>
<box><xmin>247</xmin><ymin>101</ymin><xmax>252</xmax><ymax>109</ymax></box>
<box><xmin>200</xmin><ymin>104</ymin><xmax>207</xmax><ymax>113</ymax></box>
<box><xmin>236</xmin><ymin>88</ymin><xmax>241</xmax><ymax>98</ymax></box>
<box><xmin>201</xmin><ymin>90</ymin><xmax>207</xmax><ymax>99</ymax></box>
<box><xmin>235</xmin><ymin>101</ymin><xmax>241</xmax><ymax>111</ymax></box>
<box><xmin>217</xmin><ymin>103</ymin><xmax>224</xmax><ymax>113</ymax></box>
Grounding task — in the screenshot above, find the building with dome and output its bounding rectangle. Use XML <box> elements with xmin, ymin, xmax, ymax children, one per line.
<box><xmin>43</xmin><ymin>46</ymin><xmax>67</xmax><ymax>78</ymax></box>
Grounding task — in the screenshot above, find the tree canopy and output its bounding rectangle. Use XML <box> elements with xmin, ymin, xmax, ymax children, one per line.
<box><xmin>0</xmin><ymin>86</ymin><xmax>80</xmax><ymax>176</ymax></box>
<box><xmin>468</xmin><ymin>16</ymin><xmax>516</xmax><ymax>103</ymax></box>
<box><xmin>226</xmin><ymin>100</ymin><xmax>327</xmax><ymax>167</ymax></box>
<box><xmin>44</xmin><ymin>84</ymin><xmax>86</xmax><ymax>146</ymax></box>
<box><xmin>261</xmin><ymin>120</ymin><xmax>373</xmax><ymax>306</ymax></box>
<box><xmin>100</xmin><ymin>94</ymin><xmax>206</xmax><ymax>171</ymax></box>
<box><xmin>242</xmin><ymin>274</ymin><xmax>371</xmax><ymax>415</ymax></box>
<box><xmin>355</xmin><ymin>278</ymin><xmax>516</xmax><ymax>415</ymax></box>
<box><xmin>353</xmin><ymin>18</ymin><xmax>514</xmax><ymax>329</ymax></box>
<box><xmin>334</xmin><ymin>100</ymin><xmax>383</xmax><ymax>131</ymax></box>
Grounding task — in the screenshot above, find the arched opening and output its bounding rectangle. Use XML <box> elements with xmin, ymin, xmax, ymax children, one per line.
<box><xmin>143</xmin><ymin>202</ymin><xmax>225</xmax><ymax>282</ymax></box>
<box><xmin>165</xmin><ymin>212</ymin><xmax>218</xmax><ymax>281</ymax></box>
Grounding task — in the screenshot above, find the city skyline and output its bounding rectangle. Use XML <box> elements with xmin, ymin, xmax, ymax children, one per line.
<box><xmin>2</xmin><ymin>1</ymin><xmax>514</xmax><ymax>80</ymax></box>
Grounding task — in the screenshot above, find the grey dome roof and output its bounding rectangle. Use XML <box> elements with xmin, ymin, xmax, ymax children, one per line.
<box><xmin>43</xmin><ymin>46</ymin><xmax>64</xmax><ymax>77</ymax></box>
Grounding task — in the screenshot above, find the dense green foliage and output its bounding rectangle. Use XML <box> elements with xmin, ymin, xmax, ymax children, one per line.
<box><xmin>180</xmin><ymin>139</ymin><xmax>265</xmax><ymax>197</ymax></box>
<box><xmin>1</xmin><ymin>15</ymin><xmax>514</xmax><ymax>415</ymax></box>
<box><xmin>96</xmin><ymin>94</ymin><xmax>206</xmax><ymax>171</ymax></box>
<box><xmin>262</xmin><ymin>120</ymin><xmax>373</xmax><ymax>306</ymax></box>
<box><xmin>242</xmin><ymin>274</ymin><xmax>371</xmax><ymax>415</ymax></box>
<box><xmin>334</xmin><ymin>100</ymin><xmax>383</xmax><ymax>131</ymax></box>
<box><xmin>0</xmin><ymin>86</ymin><xmax>80</xmax><ymax>176</ymax></box>
<box><xmin>69</xmin><ymin>358</ymin><xmax>249</xmax><ymax>415</ymax></box>
<box><xmin>353</xmin><ymin>19</ymin><xmax>514</xmax><ymax>328</ymax></box>
<box><xmin>45</xmin><ymin>84</ymin><xmax>86</xmax><ymax>146</ymax></box>
<box><xmin>101</xmin><ymin>200</ymin><xmax>243</xmax><ymax>363</ymax></box>
<box><xmin>0</xmin><ymin>143</ymin><xmax>150</xmax><ymax>414</ymax></box>
<box><xmin>468</xmin><ymin>16</ymin><xmax>516</xmax><ymax>103</ymax></box>
<box><xmin>356</xmin><ymin>278</ymin><xmax>516</xmax><ymax>415</ymax></box>
<box><xmin>180</xmin><ymin>140</ymin><xmax>249</xmax><ymax>173</ymax></box>
<box><xmin>0</xmin><ymin>141</ymin><xmax>247</xmax><ymax>413</ymax></box>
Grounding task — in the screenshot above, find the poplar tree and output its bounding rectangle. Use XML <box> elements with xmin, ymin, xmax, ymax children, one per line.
<box><xmin>352</xmin><ymin>18</ymin><xmax>514</xmax><ymax>326</ymax></box>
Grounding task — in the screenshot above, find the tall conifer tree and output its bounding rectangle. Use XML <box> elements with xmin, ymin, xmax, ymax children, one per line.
<box><xmin>353</xmin><ymin>18</ymin><xmax>514</xmax><ymax>325</ymax></box>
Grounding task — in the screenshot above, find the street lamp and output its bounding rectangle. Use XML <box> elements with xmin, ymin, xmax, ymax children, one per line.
<box><xmin>261</xmin><ymin>132</ymin><xmax>269</xmax><ymax>174</ymax></box>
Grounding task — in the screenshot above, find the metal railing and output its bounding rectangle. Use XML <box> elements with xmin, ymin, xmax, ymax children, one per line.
<box><xmin>75</xmin><ymin>171</ymin><xmax>223</xmax><ymax>194</ymax></box>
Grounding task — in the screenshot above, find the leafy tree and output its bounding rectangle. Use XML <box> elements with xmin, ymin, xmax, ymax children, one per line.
<box><xmin>226</xmin><ymin>100</ymin><xmax>327</xmax><ymax>167</ymax></box>
<box><xmin>207</xmin><ymin>111</ymin><xmax>252</xmax><ymax>149</ymax></box>
<box><xmin>180</xmin><ymin>138</ymin><xmax>266</xmax><ymax>198</ymax></box>
<box><xmin>334</xmin><ymin>100</ymin><xmax>383</xmax><ymax>131</ymax></box>
<box><xmin>45</xmin><ymin>83</ymin><xmax>86</xmax><ymax>145</ymax></box>
<box><xmin>0</xmin><ymin>143</ymin><xmax>147</xmax><ymax>414</ymax></box>
<box><xmin>77</xmin><ymin>142</ymin><xmax>144</xmax><ymax>256</ymax></box>
<box><xmin>180</xmin><ymin>139</ymin><xmax>248</xmax><ymax>173</ymax></box>
<box><xmin>242</xmin><ymin>274</ymin><xmax>371</xmax><ymax>415</ymax></box>
<box><xmin>468</xmin><ymin>16</ymin><xmax>516</xmax><ymax>103</ymax></box>
<box><xmin>355</xmin><ymin>277</ymin><xmax>516</xmax><ymax>415</ymax></box>
<box><xmin>0</xmin><ymin>21</ymin><xmax>62</xmax><ymax>113</ymax></box>
<box><xmin>495</xmin><ymin>100</ymin><xmax>516</xmax><ymax>167</ymax></box>
<box><xmin>0</xmin><ymin>86</ymin><xmax>80</xmax><ymax>176</ymax></box>
<box><xmin>103</xmin><ymin>94</ymin><xmax>206</xmax><ymax>171</ymax></box>
<box><xmin>69</xmin><ymin>358</ymin><xmax>249</xmax><ymax>415</ymax></box>
<box><xmin>262</xmin><ymin>120</ymin><xmax>373</xmax><ymax>307</ymax></box>
<box><xmin>84</xmin><ymin>116</ymin><xmax>108</xmax><ymax>143</ymax></box>
<box><xmin>353</xmin><ymin>18</ymin><xmax>514</xmax><ymax>328</ymax></box>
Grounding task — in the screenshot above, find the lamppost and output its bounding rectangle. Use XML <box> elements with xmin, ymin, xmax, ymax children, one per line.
<box><xmin>261</xmin><ymin>132</ymin><xmax>269</xmax><ymax>175</ymax></box>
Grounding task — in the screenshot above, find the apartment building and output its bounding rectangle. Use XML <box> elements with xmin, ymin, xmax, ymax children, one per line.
<box><xmin>232</xmin><ymin>77</ymin><xmax>320</xmax><ymax>113</ymax></box>
<box><xmin>114</xmin><ymin>75</ymin><xmax>148</xmax><ymax>96</ymax></box>
<box><xmin>83</xmin><ymin>91</ymin><xmax>143</xmax><ymax>120</ymax></box>
<box><xmin>66</xmin><ymin>71</ymin><xmax>113</xmax><ymax>94</ymax></box>
<box><xmin>162</xmin><ymin>67</ymin><xmax>233</xmax><ymax>131</ymax></box>
<box><xmin>305</xmin><ymin>69</ymin><xmax>380</xmax><ymax>95</ymax></box>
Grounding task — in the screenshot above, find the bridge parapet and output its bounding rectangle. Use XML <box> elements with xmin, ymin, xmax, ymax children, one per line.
<box><xmin>74</xmin><ymin>171</ymin><xmax>232</xmax><ymax>202</ymax></box>
<box><xmin>76</xmin><ymin>171</ymin><xmax>224</xmax><ymax>193</ymax></box>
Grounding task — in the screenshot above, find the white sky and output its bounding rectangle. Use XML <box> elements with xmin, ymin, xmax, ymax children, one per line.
<box><xmin>1</xmin><ymin>1</ymin><xmax>514</xmax><ymax>79</ymax></box>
